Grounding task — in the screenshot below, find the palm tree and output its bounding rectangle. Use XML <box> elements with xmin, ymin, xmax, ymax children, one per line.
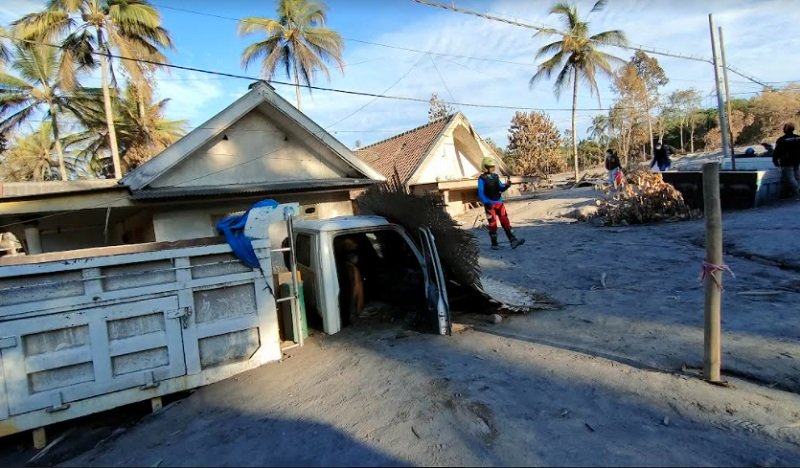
<box><xmin>0</xmin><ymin>44</ymin><xmax>97</xmax><ymax>180</ymax></box>
<box><xmin>238</xmin><ymin>0</ymin><xmax>344</xmax><ymax>110</ymax></box>
<box><xmin>14</xmin><ymin>0</ymin><xmax>174</xmax><ymax>179</ymax></box>
<box><xmin>587</xmin><ymin>114</ymin><xmax>609</xmax><ymax>146</ymax></box>
<box><xmin>71</xmin><ymin>81</ymin><xmax>185</xmax><ymax>175</ymax></box>
<box><xmin>0</xmin><ymin>26</ymin><xmax>12</xmax><ymax>67</ymax></box>
<box><xmin>0</xmin><ymin>121</ymin><xmax>59</xmax><ymax>182</ymax></box>
<box><xmin>530</xmin><ymin>0</ymin><xmax>627</xmax><ymax>180</ymax></box>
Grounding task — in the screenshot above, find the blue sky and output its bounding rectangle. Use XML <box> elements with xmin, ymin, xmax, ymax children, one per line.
<box><xmin>3</xmin><ymin>0</ymin><xmax>800</xmax><ymax>148</ymax></box>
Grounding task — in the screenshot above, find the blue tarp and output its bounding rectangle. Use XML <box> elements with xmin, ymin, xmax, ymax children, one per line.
<box><xmin>216</xmin><ymin>199</ymin><xmax>279</xmax><ymax>268</ymax></box>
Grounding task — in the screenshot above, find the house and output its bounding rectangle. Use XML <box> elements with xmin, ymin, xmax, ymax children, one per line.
<box><xmin>355</xmin><ymin>112</ymin><xmax>525</xmax><ymax>216</ymax></box>
<box><xmin>0</xmin><ymin>81</ymin><xmax>383</xmax><ymax>255</ymax></box>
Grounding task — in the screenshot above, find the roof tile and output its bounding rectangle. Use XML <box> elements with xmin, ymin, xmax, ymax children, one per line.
<box><xmin>355</xmin><ymin>114</ymin><xmax>455</xmax><ymax>185</ymax></box>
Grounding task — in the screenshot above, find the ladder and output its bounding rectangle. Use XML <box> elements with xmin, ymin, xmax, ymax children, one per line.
<box><xmin>271</xmin><ymin>206</ymin><xmax>304</xmax><ymax>347</ymax></box>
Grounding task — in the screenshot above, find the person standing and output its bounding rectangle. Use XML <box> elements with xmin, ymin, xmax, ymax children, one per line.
<box><xmin>605</xmin><ymin>149</ymin><xmax>622</xmax><ymax>189</ymax></box>
<box><xmin>478</xmin><ymin>157</ymin><xmax>524</xmax><ymax>250</ymax></box>
<box><xmin>649</xmin><ymin>142</ymin><xmax>672</xmax><ymax>172</ymax></box>
<box><xmin>773</xmin><ymin>122</ymin><xmax>800</xmax><ymax>199</ymax></box>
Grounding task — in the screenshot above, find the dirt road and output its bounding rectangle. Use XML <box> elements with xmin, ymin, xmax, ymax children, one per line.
<box><xmin>64</xmin><ymin>191</ymin><xmax>800</xmax><ymax>466</ymax></box>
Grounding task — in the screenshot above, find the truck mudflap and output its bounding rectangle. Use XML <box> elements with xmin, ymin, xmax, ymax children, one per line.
<box><xmin>418</xmin><ymin>228</ymin><xmax>451</xmax><ymax>335</ymax></box>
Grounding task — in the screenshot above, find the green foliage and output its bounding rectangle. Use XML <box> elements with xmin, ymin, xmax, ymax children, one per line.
<box><xmin>238</xmin><ymin>0</ymin><xmax>344</xmax><ymax>109</ymax></box>
<box><xmin>577</xmin><ymin>139</ymin><xmax>604</xmax><ymax>168</ymax></box>
<box><xmin>530</xmin><ymin>1</ymin><xmax>627</xmax><ymax>180</ymax></box>
<box><xmin>0</xmin><ymin>121</ymin><xmax>58</xmax><ymax>182</ymax></box>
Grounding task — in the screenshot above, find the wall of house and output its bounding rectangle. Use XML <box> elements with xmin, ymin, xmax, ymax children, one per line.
<box><xmin>151</xmin><ymin>192</ymin><xmax>354</xmax><ymax>242</ymax></box>
<box><xmin>415</xmin><ymin>139</ymin><xmax>481</xmax><ymax>184</ymax></box>
<box><xmin>151</xmin><ymin>111</ymin><xmax>346</xmax><ymax>189</ymax></box>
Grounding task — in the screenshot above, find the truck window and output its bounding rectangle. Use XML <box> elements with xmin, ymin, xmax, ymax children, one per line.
<box><xmin>295</xmin><ymin>234</ymin><xmax>312</xmax><ymax>267</ymax></box>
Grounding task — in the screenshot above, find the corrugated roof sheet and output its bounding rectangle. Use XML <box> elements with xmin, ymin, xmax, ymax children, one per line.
<box><xmin>0</xmin><ymin>179</ymin><xmax>122</xmax><ymax>199</ymax></box>
<box><xmin>354</xmin><ymin>114</ymin><xmax>455</xmax><ymax>185</ymax></box>
<box><xmin>130</xmin><ymin>178</ymin><xmax>377</xmax><ymax>200</ymax></box>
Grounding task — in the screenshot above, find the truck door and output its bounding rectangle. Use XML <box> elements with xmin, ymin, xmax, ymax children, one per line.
<box><xmin>418</xmin><ymin>227</ymin><xmax>451</xmax><ymax>336</ymax></box>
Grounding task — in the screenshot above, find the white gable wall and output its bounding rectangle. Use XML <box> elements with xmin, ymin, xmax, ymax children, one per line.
<box><xmin>151</xmin><ymin>111</ymin><xmax>344</xmax><ymax>189</ymax></box>
<box><xmin>415</xmin><ymin>138</ymin><xmax>482</xmax><ymax>184</ymax></box>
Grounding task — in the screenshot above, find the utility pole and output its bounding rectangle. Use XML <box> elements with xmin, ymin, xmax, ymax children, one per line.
<box><xmin>719</xmin><ymin>26</ymin><xmax>736</xmax><ymax>170</ymax></box>
<box><xmin>709</xmin><ymin>15</ymin><xmax>732</xmax><ymax>165</ymax></box>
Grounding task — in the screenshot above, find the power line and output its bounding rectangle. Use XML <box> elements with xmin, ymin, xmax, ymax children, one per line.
<box><xmin>429</xmin><ymin>54</ymin><xmax>459</xmax><ymax>110</ymax></box>
<box><xmin>0</xmin><ymin>33</ymin><xmax>633</xmax><ymax>112</ymax></box>
<box><xmin>411</xmin><ymin>0</ymin><xmax>770</xmax><ymax>88</ymax></box>
<box><xmin>325</xmin><ymin>54</ymin><xmax>427</xmax><ymax>129</ymax></box>
<box><xmin>150</xmin><ymin>2</ymin><xmax>537</xmax><ymax>68</ymax></box>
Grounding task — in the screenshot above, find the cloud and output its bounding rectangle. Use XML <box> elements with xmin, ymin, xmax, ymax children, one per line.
<box><xmin>155</xmin><ymin>70</ymin><xmax>227</xmax><ymax>126</ymax></box>
<box><xmin>0</xmin><ymin>0</ymin><xmax>44</xmax><ymax>25</ymax></box>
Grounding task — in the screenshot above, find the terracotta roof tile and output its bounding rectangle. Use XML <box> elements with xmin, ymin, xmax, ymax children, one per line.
<box><xmin>355</xmin><ymin>114</ymin><xmax>455</xmax><ymax>185</ymax></box>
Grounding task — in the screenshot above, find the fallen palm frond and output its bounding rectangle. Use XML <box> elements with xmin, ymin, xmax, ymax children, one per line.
<box><xmin>593</xmin><ymin>169</ymin><xmax>700</xmax><ymax>226</ymax></box>
<box><xmin>357</xmin><ymin>175</ymin><xmax>481</xmax><ymax>289</ymax></box>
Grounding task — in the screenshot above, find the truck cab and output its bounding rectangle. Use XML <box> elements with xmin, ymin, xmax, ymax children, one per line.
<box><xmin>291</xmin><ymin>216</ymin><xmax>450</xmax><ymax>336</ymax></box>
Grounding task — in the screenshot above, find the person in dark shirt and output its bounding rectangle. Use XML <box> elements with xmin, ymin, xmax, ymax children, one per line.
<box><xmin>649</xmin><ymin>142</ymin><xmax>672</xmax><ymax>171</ymax></box>
<box><xmin>478</xmin><ymin>157</ymin><xmax>524</xmax><ymax>250</ymax></box>
<box><xmin>604</xmin><ymin>149</ymin><xmax>622</xmax><ymax>189</ymax></box>
<box><xmin>773</xmin><ymin>122</ymin><xmax>800</xmax><ymax>199</ymax></box>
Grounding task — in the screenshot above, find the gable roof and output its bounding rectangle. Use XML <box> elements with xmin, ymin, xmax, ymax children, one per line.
<box><xmin>354</xmin><ymin>114</ymin><xmax>456</xmax><ymax>185</ymax></box>
<box><xmin>122</xmin><ymin>81</ymin><xmax>384</xmax><ymax>191</ymax></box>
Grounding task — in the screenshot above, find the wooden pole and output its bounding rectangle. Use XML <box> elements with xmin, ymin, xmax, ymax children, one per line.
<box><xmin>702</xmin><ymin>161</ymin><xmax>723</xmax><ymax>382</ymax></box>
<box><xmin>719</xmin><ymin>27</ymin><xmax>736</xmax><ymax>170</ymax></box>
<box><xmin>708</xmin><ymin>15</ymin><xmax>732</xmax><ymax>165</ymax></box>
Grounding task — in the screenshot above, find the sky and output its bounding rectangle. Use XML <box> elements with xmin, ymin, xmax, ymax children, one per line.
<box><xmin>2</xmin><ymin>0</ymin><xmax>800</xmax><ymax>148</ymax></box>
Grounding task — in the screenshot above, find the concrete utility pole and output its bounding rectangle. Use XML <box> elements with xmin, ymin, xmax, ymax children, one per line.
<box><xmin>702</xmin><ymin>162</ymin><xmax>723</xmax><ymax>382</ymax></box>
<box><xmin>709</xmin><ymin>15</ymin><xmax>732</xmax><ymax>165</ymax></box>
<box><xmin>718</xmin><ymin>26</ymin><xmax>736</xmax><ymax>170</ymax></box>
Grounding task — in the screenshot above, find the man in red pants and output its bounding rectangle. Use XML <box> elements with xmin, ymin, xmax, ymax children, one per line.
<box><xmin>478</xmin><ymin>157</ymin><xmax>524</xmax><ymax>250</ymax></box>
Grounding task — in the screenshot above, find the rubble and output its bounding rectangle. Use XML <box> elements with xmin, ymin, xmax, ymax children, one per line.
<box><xmin>592</xmin><ymin>170</ymin><xmax>700</xmax><ymax>226</ymax></box>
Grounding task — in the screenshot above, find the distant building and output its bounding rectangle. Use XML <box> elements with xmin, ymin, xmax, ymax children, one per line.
<box><xmin>355</xmin><ymin>112</ymin><xmax>527</xmax><ymax>216</ymax></box>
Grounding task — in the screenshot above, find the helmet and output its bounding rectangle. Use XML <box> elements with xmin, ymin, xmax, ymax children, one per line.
<box><xmin>745</xmin><ymin>147</ymin><xmax>755</xmax><ymax>156</ymax></box>
<box><xmin>482</xmin><ymin>157</ymin><xmax>496</xmax><ymax>170</ymax></box>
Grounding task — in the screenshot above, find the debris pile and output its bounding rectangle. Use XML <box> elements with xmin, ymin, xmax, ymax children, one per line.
<box><xmin>593</xmin><ymin>169</ymin><xmax>700</xmax><ymax>226</ymax></box>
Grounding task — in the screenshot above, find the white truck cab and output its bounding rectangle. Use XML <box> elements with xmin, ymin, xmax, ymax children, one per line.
<box><xmin>291</xmin><ymin>216</ymin><xmax>450</xmax><ymax>336</ymax></box>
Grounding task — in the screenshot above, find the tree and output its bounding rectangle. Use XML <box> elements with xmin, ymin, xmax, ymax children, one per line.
<box><xmin>630</xmin><ymin>51</ymin><xmax>668</xmax><ymax>151</ymax></box>
<box><xmin>745</xmin><ymin>85</ymin><xmax>800</xmax><ymax>141</ymax></box>
<box><xmin>15</xmin><ymin>0</ymin><xmax>174</xmax><ymax>179</ymax></box>
<box><xmin>530</xmin><ymin>0</ymin><xmax>627</xmax><ymax>182</ymax></box>
<box><xmin>667</xmin><ymin>88</ymin><xmax>702</xmax><ymax>151</ymax></box>
<box><xmin>0</xmin><ymin>44</ymin><xmax>97</xmax><ymax>180</ymax></box>
<box><xmin>238</xmin><ymin>0</ymin><xmax>344</xmax><ymax>110</ymax></box>
<box><xmin>587</xmin><ymin>114</ymin><xmax>609</xmax><ymax>146</ymax></box>
<box><xmin>0</xmin><ymin>26</ymin><xmax>12</xmax><ymax>67</ymax></box>
<box><xmin>506</xmin><ymin>111</ymin><xmax>564</xmax><ymax>176</ymax></box>
<box><xmin>71</xmin><ymin>81</ymin><xmax>186</xmax><ymax>174</ymax></box>
<box><xmin>0</xmin><ymin>121</ymin><xmax>60</xmax><ymax>182</ymax></box>
<box><xmin>703</xmin><ymin>109</ymin><xmax>754</xmax><ymax>150</ymax></box>
<box><xmin>610</xmin><ymin>65</ymin><xmax>649</xmax><ymax>163</ymax></box>
<box><xmin>428</xmin><ymin>92</ymin><xmax>454</xmax><ymax>121</ymax></box>
<box><xmin>483</xmin><ymin>137</ymin><xmax>507</xmax><ymax>158</ymax></box>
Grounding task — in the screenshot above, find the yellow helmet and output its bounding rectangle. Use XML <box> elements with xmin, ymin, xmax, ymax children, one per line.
<box><xmin>482</xmin><ymin>157</ymin><xmax>496</xmax><ymax>170</ymax></box>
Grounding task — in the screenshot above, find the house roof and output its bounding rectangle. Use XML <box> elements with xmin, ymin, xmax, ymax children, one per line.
<box><xmin>129</xmin><ymin>178</ymin><xmax>377</xmax><ymax>200</ymax></box>
<box><xmin>355</xmin><ymin>114</ymin><xmax>456</xmax><ymax>185</ymax></box>
<box><xmin>122</xmin><ymin>81</ymin><xmax>384</xmax><ymax>192</ymax></box>
<box><xmin>0</xmin><ymin>179</ymin><xmax>123</xmax><ymax>200</ymax></box>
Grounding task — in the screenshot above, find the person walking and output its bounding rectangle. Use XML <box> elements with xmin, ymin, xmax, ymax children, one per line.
<box><xmin>478</xmin><ymin>157</ymin><xmax>524</xmax><ymax>250</ymax></box>
<box><xmin>649</xmin><ymin>142</ymin><xmax>672</xmax><ymax>172</ymax></box>
<box><xmin>605</xmin><ymin>148</ymin><xmax>623</xmax><ymax>189</ymax></box>
<box><xmin>773</xmin><ymin>122</ymin><xmax>800</xmax><ymax>199</ymax></box>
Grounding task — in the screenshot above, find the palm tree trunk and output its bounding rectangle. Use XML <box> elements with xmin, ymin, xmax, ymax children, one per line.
<box><xmin>293</xmin><ymin>65</ymin><xmax>302</xmax><ymax>110</ymax></box>
<box><xmin>49</xmin><ymin>104</ymin><xmax>67</xmax><ymax>181</ymax></box>
<box><xmin>690</xmin><ymin>122</ymin><xmax>695</xmax><ymax>153</ymax></box>
<box><xmin>98</xmin><ymin>29</ymin><xmax>122</xmax><ymax>179</ymax></box>
<box><xmin>571</xmin><ymin>68</ymin><xmax>579</xmax><ymax>181</ymax></box>
<box><xmin>679</xmin><ymin>117</ymin><xmax>685</xmax><ymax>151</ymax></box>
